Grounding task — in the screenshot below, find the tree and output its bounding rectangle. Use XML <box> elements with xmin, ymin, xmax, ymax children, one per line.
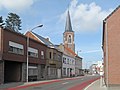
<box><xmin>5</xmin><ymin>13</ymin><xmax>22</xmax><ymax>32</ymax></box>
<box><xmin>0</xmin><ymin>16</ymin><xmax>4</xmax><ymax>27</ymax></box>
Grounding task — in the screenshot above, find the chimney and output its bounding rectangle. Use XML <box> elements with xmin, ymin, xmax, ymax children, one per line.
<box><xmin>46</xmin><ymin>38</ymin><xmax>49</xmax><ymax>41</ymax></box>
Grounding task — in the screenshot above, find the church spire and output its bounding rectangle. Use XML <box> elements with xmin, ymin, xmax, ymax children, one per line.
<box><xmin>63</xmin><ymin>9</ymin><xmax>75</xmax><ymax>52</ymax></box>
<box><xmin>65</xmin><ymin>10</ymin><xmax>73</xmax><ymax>32</ymax></box>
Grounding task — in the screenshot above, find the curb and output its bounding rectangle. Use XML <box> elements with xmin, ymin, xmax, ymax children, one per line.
<box><xmin>5</xmin><ymin>76</ymin><xmax>85</xmax><ymax>90</ymax></box>
<box><xmin>84</xmin><ymin>79</ymin><xmax>99</xmax><ymax>90</ymax></box>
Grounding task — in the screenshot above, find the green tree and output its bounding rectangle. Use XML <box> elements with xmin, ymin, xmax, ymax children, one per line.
<box><xmin>0</xmin><ymin>16</ymin><xmax>4</xmax><ymax>27</ymax></box>
<box><xmin>5</xmin><ymin>13</ymin><xmax>22</xmax><ymax>32</ymax></box>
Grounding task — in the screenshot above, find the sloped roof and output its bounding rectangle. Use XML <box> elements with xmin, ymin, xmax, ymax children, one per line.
<box><xmin>104</xmin><ymin>5</ymin><xmax>120</xmax><ymax>21</ymax></box>
<box><xmin>65</xmin><ymin>10</ymin><xmax>73</xmax><ymax>32</ymax></box>
<box><xmin>31</xmin><ymin>32</ymin><xmax>56</xmax><ymax>48</ymax></box>
<box><xmin>64</xmin><ymin>46</ymin><xmax>77</xmax><ymax>56</ymax></box>
<box><xmin>64</xmin><ymin>46</ymin><xmax>82</xmax><ymax>59</ymax></box>
<box><xmin>102</xmin><ymin>5</ymin><xmax>120</xmax><ymax>46</ymax></box>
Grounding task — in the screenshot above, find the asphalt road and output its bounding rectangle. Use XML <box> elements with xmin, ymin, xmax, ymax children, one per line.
<box><xmin>20</xmin><ymin>76</ymin><xmax>99</xmax><ymax>90</ymax></box>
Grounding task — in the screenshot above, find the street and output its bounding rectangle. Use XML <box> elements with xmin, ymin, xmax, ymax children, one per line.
<box><xmin>6</xmin><ymin>76</ymin><xmax>99</xmax><ymax>90</ymax></box>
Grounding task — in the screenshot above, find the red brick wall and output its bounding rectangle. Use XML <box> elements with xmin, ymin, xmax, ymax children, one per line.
<box><xmin>3</xmin><ymin>29</ymin><xmax>27</xmax><ymax>62</ymax></box>
<box><xmin>104</xmin><ymin>8</ymin><xmax>120</xmax><ymax>85</ymax></box>
<box><xmin>64</xmin><ymin>32</ymin><xmax>75</xmax><ymax>52</ymax></box>
<box><xmin>2</xmin><ymin>29</ymin><xmax>46</xmax><ymax>64</ymax></box>
<box><xmin>0</xmin><ymin>28</ymin><xmax>3</xmax><ymax>60</ymax></box>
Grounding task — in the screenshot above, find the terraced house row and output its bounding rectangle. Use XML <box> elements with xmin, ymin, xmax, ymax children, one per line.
<box><xmin>0</xmin><ymin>10</ymin><xmax>82</xmax><ymax>84</ymax></box>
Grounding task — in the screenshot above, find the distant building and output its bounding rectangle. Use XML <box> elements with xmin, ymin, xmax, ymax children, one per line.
<box><xmin>102</xmin><ymin>5</ymin><xmax>120</xmax><ymax>87</ymax></box>
<box><xmin>90</xmin><ymin>64</ymin><xmax>97</xmax><ymax>75</ymax></box>
<box><xmin>63</xmin><ymin>10</ymin><xmax>82</xmax><ymax>76</ymax></box>
<box><xmin>75</xmin><ymin>55</ymin><xmax>82</xmax><ymax>76</ymax></box>
<box><xmin>56</xmin><ymin>10</ymin><xmax>82</xmax><ymax>77</ymax></box>
<box><xmin>96</xmin><ymin>61</ymin><xmax>104</xmax><ymax>76</ymax></box>
<box><xmin>62</xmin><ymin>54</ymin><xmax>75</xmax><ymax>77</ymax></box>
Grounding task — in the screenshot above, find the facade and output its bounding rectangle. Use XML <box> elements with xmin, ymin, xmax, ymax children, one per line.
<box><xmin>75</xmin><ymin>55</ymin><xmax>82</xmax><ymax>76</ymax></box>
<box><xmin>46</xmin><ymin>48</ymin><xmax>62</xmax><ymax>79</ymax></box>
<box><xmin>25</xmin><ymin>32</ymin><xmax>62</xmax><ymax>79</ymax></box>
<box><xmin>62</xmin><ymin>54</ymin><xmax>75</xmax><ymax>77</ymax></box>
<box><xmin>0</xmin><ymin>27</ymin><xmax>47</xmax><ymax>84</ymax></box>
<box><xmin>102</xmin><ymin>6</ymin><xmax>120</xmax><ymax>87</ymax></box>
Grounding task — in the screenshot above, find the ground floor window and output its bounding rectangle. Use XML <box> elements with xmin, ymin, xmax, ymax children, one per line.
<box><xmin>63</xmin><ymin>68</ymin><xmax>66</xmax><ymax>75</ymax></box>
<box><xmin>48</xmin><ymin>68</ymin><xmax>56</xmax><ymax>75</ymax></box>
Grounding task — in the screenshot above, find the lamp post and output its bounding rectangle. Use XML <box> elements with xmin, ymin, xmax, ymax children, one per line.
<box><xmin>26</xmin><ymin>24</ymin><xmax>43</xmax><ymax>82</ymax></box>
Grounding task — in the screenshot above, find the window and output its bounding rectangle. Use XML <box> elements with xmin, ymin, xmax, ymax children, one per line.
<box><xmin>49</xmin><ymin>68</ymin><xmax>56</xmax><ymax>75</ymax></box>
<box><xmin>41</xmin><ymin>51</ymin><xmax>44</xmax><ymax>59</ymax></box>
<box><xmin>63</xmin><ymin>68</ymin><xmax>66</xmax><ymax>75</ymax></box>
<box><xmin>72</xmin><ymin>60</ymin><xmax>74</xmax><ymax>64</ymax></box>
<box><xmin>49</xmin><ymin>52</ymin><xmax>52</xmax><ymax>59</ymax></box>
<box><xmin>69</xmin><ymin>59</ymin><xmax>71</xmax><ymax>64</ymax></box>
<box><xmin>28</xmin><ymin>52</ymin><xmax>38</xmax><ymax>58</ymax></box>
<box><xmin>28</xmin><ymin>66</ymin><xmax>38</xmax><ymax>76</ymax></box>
<box><xmin>67</xmin><ymin>68</ymin><xmax>69</xmax><ymax>76</ymax></box>
<box><xmin>53</xmin><ymin>53</ymin><xmax>56</xmax><ymax>60</ymax></box>
<box><xmin>67</xmin><ymin>58</ymin><xmax>69</xmax><ymax>64</ymax></box>
<box><xmin>63</xmin><ymin>57</ymin><xmax>66</xmax><ymax>64</ymax></box>
<box><xmin>28</xmin><ymin>47</ymin><xmax>38</xmax><ymax>58</ymax></box>
<box><xmin>8</xmin><ymin>41</ymin><xmax>24</xmax><ymax>55</ymax></box>
<box><xmin>68</xmin><ymin>35</ymin><xmax>72</xmax><ymax>43</ymax></box>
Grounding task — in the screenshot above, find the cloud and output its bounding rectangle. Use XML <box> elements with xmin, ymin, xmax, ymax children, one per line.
<box><xmin>60</xmin><ymin>0</ymin><xmax>112</xmax><ymax>32</ymax></box>
<box><xmin>80</xmin><ymin>50</ymin><xmax>102</xmax><ymax>54</ymax></box>
<box><xmin>0</xmin><ymin>0</ymin><xmax>36</xmax><ymax>12</ymax></box>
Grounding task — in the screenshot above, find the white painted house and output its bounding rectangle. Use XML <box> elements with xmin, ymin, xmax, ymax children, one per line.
<box><xmin>62</xmin><ymin>54</ymin><xmax>75</xmax><ymax>77</ymax></box>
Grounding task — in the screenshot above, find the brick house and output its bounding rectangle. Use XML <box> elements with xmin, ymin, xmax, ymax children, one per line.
<box><xmin>25</xmin><ymin>31</ymin><xmax>63</xmax><ymax>79</ymax></box>
<box><xmin>102</xmin><ymin>5</ymin><xmax>120</xmax><ymax>87</ymax></box>
<box><xmin>0</xmin><ymin>27</ymin><xmax>47</xmax><ymax>84</ymax></box>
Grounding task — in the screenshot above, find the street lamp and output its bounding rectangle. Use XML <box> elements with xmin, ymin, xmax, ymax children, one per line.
<box><xmin>26</xmin><ymin>24</ymin><xmax>43</xmax><ymax>82</ymax></box>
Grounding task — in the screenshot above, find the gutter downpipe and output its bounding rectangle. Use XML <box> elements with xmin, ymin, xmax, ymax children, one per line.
<box><xmin>104</xmin><ymin>20</ymin><xmax>109</xmax><ymax>89</ymax></box>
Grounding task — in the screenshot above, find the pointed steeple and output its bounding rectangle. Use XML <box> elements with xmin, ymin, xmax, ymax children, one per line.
<box><xmin>65</xmin><ymin>10</ymin><xmax>73</xmax><ymax>32</ymax></box>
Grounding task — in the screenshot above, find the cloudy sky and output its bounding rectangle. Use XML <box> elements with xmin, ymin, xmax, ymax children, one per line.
<box><xmin>0</xmin><ymin>0</ymin><xmax>120</xmax><ymax>68</ymax></box>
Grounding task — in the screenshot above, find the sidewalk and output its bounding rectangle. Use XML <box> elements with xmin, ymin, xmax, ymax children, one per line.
<box><xmin>84</xmin><ymin>77</ymin><xmax>107</xmax><ymax>90</ymax></box>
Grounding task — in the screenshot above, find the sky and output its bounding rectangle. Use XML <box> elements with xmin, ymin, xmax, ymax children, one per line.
<box><xmin>0</xmin><ymin>0</ymin><xmax>120</xmax><ymax>68</ymax></box>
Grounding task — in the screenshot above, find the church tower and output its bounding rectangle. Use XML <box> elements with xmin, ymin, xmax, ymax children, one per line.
<box><xmin>63</xmin><ymin>10</ymin><xmax>75</xmax><ymax>52</ymax></box>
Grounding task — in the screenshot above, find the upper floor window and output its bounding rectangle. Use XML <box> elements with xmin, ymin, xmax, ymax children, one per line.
<box><xmin>68</xmin><ymin>35</ymin><xmax>72</xmax><ymax>43</ymax></box>
<box><xmin>67</xmin><ymin>58</ymin><xmax>69</xmax><ymax>64</ymax></box>
<box><xmin>72</xmin><ymin>59</ymin><xmax>74</xmax><ymax>64</ymax></box>
<box><xmin>8</xmin><ymin>41</ymin><xmax>24</xmax><ymax>55</ymax></box>
<box><xmin>63</xmin><ymin>57</ymin><xmax>66</xmax><ymax>64</ymax></box>
<box><xmin>53</xmin><ymin>53</ymin><xmax>57</xmax><ymax>60</ymax></box>
<box><xmin>28</xmin><ymin>47</ymin><xmax>38</xmax><ymax>58</ymax></box>
<box><xmin>41</xmin><ymin>51</ymin><xmax>44</xmax><ymax>59</ymax></box>
<box><xmin>49</xmin><ymin>52</ymin><xmax>52</xmax><ymax>59</ymax></box>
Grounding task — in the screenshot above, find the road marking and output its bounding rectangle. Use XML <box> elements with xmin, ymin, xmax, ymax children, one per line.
<box><xmin>84</xmin><ymin>80</ymin><xmax>98</xmax><ymax>90</ymax></box>
<box><xmin>62</xmin><ymin>82</ymin><xmax>69</xmax><ymax>85</ymax></box>
<box><xmin>81</xmin><ymin>79</ymin><xmax>84</xmax><ymax>80</ymax></box>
